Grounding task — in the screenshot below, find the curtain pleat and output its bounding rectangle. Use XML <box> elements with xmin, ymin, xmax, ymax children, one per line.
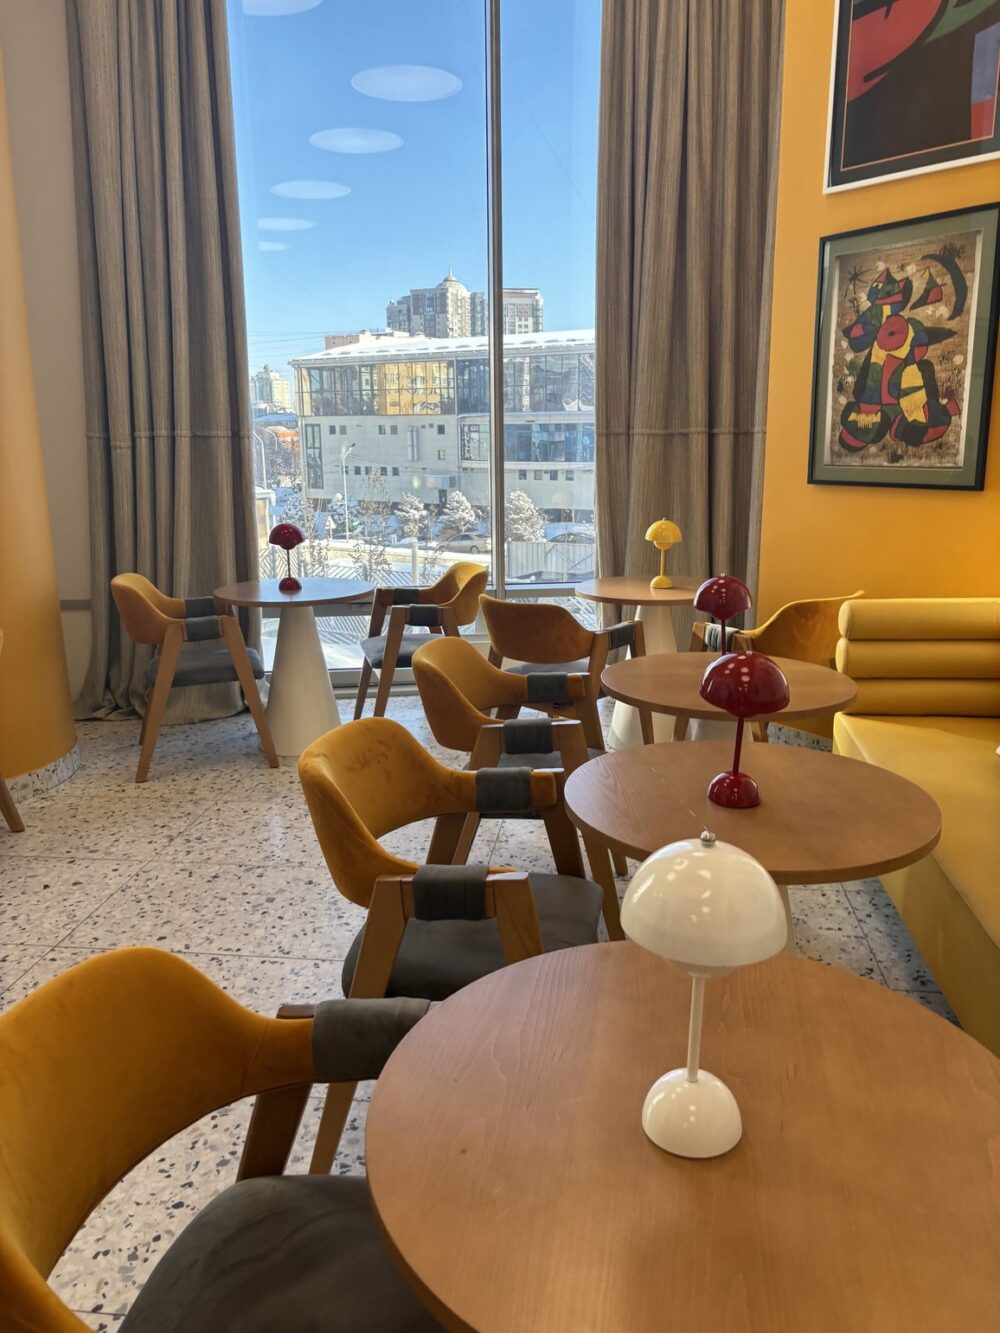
<box><xmin>596</xmin><ymin>0</ymin><xmax>784</xmax><ymax>634</ymax></box>
<box><xmin>67</xmin><ymin>0</ymin><xmax>258</xmax><ymax>720</ymax></box>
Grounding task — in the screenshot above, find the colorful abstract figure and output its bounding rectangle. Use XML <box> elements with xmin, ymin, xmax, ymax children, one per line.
<box><xmin>839</xmin><ymin>267</ymin><xmax>959</xmax><ymax>451</ymax></box>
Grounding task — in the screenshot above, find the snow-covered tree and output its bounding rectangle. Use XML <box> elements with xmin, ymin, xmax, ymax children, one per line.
<box><xmin>505</xmin><ymin>489</ymin><xmax>545</xmax><ymax>542</ymax></box>
<box><xmin>349</xmin><ymin>472</ymin><xmax>392</xmax><ymax>583</ymax></box>
<box><xmin>441</xmin><ymin>489</ymin><xmax>476</xmax><ymax>535</ymax></box>
<box><xmin>396</xmin><ymin>491</ymin><xmax>427</xmax><ymax>540</ymax></box>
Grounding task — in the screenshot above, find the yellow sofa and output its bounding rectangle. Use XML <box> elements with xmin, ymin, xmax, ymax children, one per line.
<box><xmin>833</xmin><ymin>598</ymin><xmax>1000</xmax><ymax>1055</ymax></box>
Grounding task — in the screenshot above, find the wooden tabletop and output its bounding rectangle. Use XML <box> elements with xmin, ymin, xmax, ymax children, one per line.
<box><xmin>602</xmin><ymin>652</ymin><xmax>858</xmax><ymax>720</ymax></box>
<box><xmin>576</xmin><ymin>575</ymin><xmax>700</xmax><ymax>607</ymax></box>
<box><xmin>213</xmin><ymin>577</ymin><xmax>374</xmax><ymax>609</ymax></box>
<box><xmin>368</xmin><ymin>943</ymin><xmax>1000</xmax><ymax>1332</ymax></box>
<box><xmin>564</xmin><ymin>742</ymin><xmax>940</xmax><ymax>883</ymax></box>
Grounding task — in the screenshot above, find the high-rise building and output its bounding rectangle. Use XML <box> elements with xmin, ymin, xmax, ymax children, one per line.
<box><xmin>250</xmin><ymin>364</ymin><xmax>292</xmax><ymax>410</ymax></box>
<box><xmin>324</xmin><ymin>329</ymin><xmax>413</xmax><ymax>350</ymax></box>
<box><xmin>387</xmin><ymin>272</ymin><xmax>544</xmax><ymax>339</ymax></box>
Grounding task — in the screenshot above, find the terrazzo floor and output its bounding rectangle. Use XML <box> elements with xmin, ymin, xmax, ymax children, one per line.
<box><xmin>0</xmin><ymin>697</ymin><xmax>954</xmax><ymax>1328</ymax></box>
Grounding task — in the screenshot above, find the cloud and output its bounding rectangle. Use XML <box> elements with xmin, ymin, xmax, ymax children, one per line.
<box><xmin>309</xmin><ymin>128</ymin><xmax>404</xmax><ymax>154</ymax></box>
<box><xmin>242</xmin><ymin>1</ymin><xmax>322</xmax><ymax>15</ymax></box>
<box><xmin>350</xmin><ymin>65</ymin><xmax>462</xmax><ymax>103</ymax></box>
<box><xmin>258</xmin><ymin>217</ymin><xmax>316</xmax><ymax>230</ymax></box>
<box><xmin>259</xmin><ymin>241</ymin><xmax>291</xmax><ymax>251</ymax></box>
<box><xmin>270</xmin><ymin>180</ymin><xmax>351</xmax><ymax>199</ymax></box>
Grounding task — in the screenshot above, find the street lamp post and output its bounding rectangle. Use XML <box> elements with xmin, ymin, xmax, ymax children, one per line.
<box><xmin>340</xmin><ymin>442</ymin><xmax>356</xmax><ymax>539</ymax></box>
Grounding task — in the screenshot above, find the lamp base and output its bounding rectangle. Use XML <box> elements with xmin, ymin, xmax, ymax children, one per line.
<box><xmin>278</xmin><ymin>576</ymin><xmax>302</xmax><ymax>593</ymax></box>
<box><xmin>649</xmin><ymin>574</ymin><xmax>673</xmax><ymax>590</ymax></box>
<box><xmin>707</xmin><ymin>770</ymin><xmax>760</xmax><ymax>809</ymax></box>
<box><xmin>642</xmin><ymin>1068</ymin><xmax>742</xmax><ymax>1158</ymax></box>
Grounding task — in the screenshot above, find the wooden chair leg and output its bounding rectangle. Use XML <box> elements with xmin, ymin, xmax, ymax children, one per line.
<box><xmin>752</xmin><ymin>720</ymin><xmax>770</xmax><ymax>743</ymax></box>
<box><xmin>308</xmin><ymin>1080</ymin><xmax>358</xmax><ymax>1175</ymax></box>
<box><xmin>0</xmin><ymin>775</ymin><xmax>24</xmax><ymax>833</ymax></box>
<box><xmin>136</xmin><ymin>629</ymin><xmax>182</xmax><ymax>783</ymax></box>
<box><xmin>239</xmin><ymin>1001</ymin><xmax>315</xmax><ymax>1180</ymax></box>
<box><xmin>426</xmin><ymin>811</ymin><xmax>470</xmax><ymax>864</ymax></box>
<box><xmin>354</xmin><ymin>658</ymin><xmax>374</xmax><ymax>720</ymax></box>
<box><xmin>451</xmin><ymin>813</ymin><xmax>482</xmax><ymax>864</ymax></box>
<box><xmin>583</xmin><ymin>834</ymin><xmax>624</xmax><ymax>941</ymax></box>
<box><xmin>138</xmin><ymin>692</ymin><xmax>150</xmax><ymax>745</ymax></box>
<box><xmin>372</xmin><ymin>624</ymin><xmax>403</xmax><ymax>718</ymax></box>
<box><xmin>221</xmin><ymin>616</ymin><xmax>279</xmax><ymax>769</ymax></box>
<box><xmin>672</xmin><ymin>713</ymin><xmax>690</xmax><ymax>742</ymax></box>
<box><xmin>579</xmin><ymin>698</ymin><xmax>604</xmax><ymax>750</ymax></box>
<box><xmin>611</xmin><ymin>846</ymin><xmax>628</xmax><ymax>876</ymax></box>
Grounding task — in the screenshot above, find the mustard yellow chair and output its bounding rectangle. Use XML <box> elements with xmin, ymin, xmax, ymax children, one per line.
<box><xmin>834</xmin><ymin>597</ymin><xmax>1000</xmax><ymax>1056</ymax></box>
<box><xmin>298</xmin><ymin>717</ymin><xmax>605</xmax><ymax>1003</ymax></box>
<box><xmin>111</xmin><ymin>573</ymin><xmax>277</xmax><ymax>782</ymax></box>
<box><xmin>411</xmin><ymin>634</ymin><xmax>625</xmax><ymax>874</ymax></box>
<box><xmin>0</xmin><ymin>947</ymin><xmax>438</xmax><ymax>1332</ymax></box>
<box><xmin>354</xmin><ymin>561</ymin><xmax>489</xmax><ymax>720</ymax></box>
<box><xmin>479</xmin><ymin>594</ymin><xmax>646</xmax><ymax>750</ymax></box>
<box><xmin>0</xmin><ymin>628</ymin><xmax>25</xmax><ymax>832</ymax></box>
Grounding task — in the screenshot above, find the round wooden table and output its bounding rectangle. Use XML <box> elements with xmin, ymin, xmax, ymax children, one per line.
<box><xmin>602</xmin><ymin>652</ymin><xmax>858</xmax><ymax>742</ymax></box>
<box><xmin>368</xmin><ymin>944</ymin><xmax>1000</xmax><ymax>1332</ymax></box>
<box><xmin>214</xmin><ymin>578</ymin><xmax>373</xmax><ymax>756</ymax></box>
<box><xmin>563</xmin><ymin>741</ymin><xmax>940</xmax><ymax>943</ymax></box>
<box><xmin>576</xmin><ymin>576</ymin><xmax>701</xmax><ymax>749</ymax></box>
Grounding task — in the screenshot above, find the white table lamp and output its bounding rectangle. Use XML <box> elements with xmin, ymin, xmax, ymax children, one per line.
<box><xmin>621</xmin><ymin>831</ymin><xmax>787</xmax><ymax>1158</ymax></box>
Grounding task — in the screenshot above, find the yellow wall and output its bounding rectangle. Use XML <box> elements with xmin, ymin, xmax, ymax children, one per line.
<box><xmin>758</xmin><ymin>0</ymin><xmax>1000</xmax><ymax>617</ymax></box>
<box><xmin>0</xmin><ymin>53</ymin><xmax>76</xmax><ymax>778</ymax></box>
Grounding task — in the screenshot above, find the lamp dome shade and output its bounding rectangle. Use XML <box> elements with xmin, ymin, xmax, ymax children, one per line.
<box><xmin>699</xmin><ymin>651</ymin><xmax>789</xmax><ymax>720</ymax></box>
<box><xmin>622</xmin><ymin>835</ymin><xmax>787</xmax><ymax>971</ymax></box>
<box><xmin>693</xmin><ymin>574</ymin><xmax>752</xmax><ymax>620</ymax></box>
<box><xmin>268</xmin><ymin>522</ymin><xmax>305</xmax><ymax>551</ymax></box>
<box><xmin>644</xmin><ymin>519</ymin><xmax>682</xmax><ymax>546</ymax></box>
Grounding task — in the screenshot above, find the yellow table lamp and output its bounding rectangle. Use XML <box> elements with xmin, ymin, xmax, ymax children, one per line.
<box><xmin>644</xmin><ymin>519</ymin><xmax>682</xmax><ymax>589</ymax></box>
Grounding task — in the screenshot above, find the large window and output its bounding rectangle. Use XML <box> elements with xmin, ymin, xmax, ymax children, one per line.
<box><xmin>228</xmin><ymin>0</ymin><xmax>600</xmax><ymax>665</ymax></box>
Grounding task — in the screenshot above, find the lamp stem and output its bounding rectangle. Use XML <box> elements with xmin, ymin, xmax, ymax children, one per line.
<box><xmin>659</xmin><ymin>547</ymin><xmax>666</xmax><ymax>582</ymax></box>
<box><xmin>719</xmin><ymin>616</ymin><xmax>727</xmax><ymax>655</ymax></box>
<box><xmin>286</xmin><ymin>549</ymin><xmax>292</xmax><ymax>581</ymax></box>
<box><xmin>732</xmin><ymin>715</ymin><xmax>746</xmax><ymax>775</ymax></box>
<box><xmin>686</xmin><ymin>974</ymin><xmax>705</xmax><ymax>1083</ymax></box>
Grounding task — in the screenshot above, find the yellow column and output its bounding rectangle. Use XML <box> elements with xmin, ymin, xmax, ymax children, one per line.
<box><xmin>0</xmin><ymin>53</ymin><xmax>75</xmax><ymax>779</ymax></box>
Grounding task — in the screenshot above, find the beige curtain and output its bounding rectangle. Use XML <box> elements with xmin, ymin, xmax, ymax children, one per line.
<box><xmin>596</xmin><ymin>0</ymin><xmax>784</xmax><ymax>630</ymax></box>
<box><xmin>67</xmin><ymin>0</ymin><xmax>258</xmax><ymax>719</ymax></box>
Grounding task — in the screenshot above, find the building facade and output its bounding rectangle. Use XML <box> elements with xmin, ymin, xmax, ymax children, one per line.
<box><xmin>250</xmin><ymin>364</ymin><xmax>292</xmax><ymax>410</ymax></box>
<box><xmin>386</xmin><ymin>272</ymin><xmax>544</xmax><ymax>339</ymax></box>
<box><xmin>292</xmin><ymin>330</ymin><xmax>594</xmax><ymax>520</ymax></box>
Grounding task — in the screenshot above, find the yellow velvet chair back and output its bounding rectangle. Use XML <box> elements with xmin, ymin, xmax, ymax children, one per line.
<box><xmin>299</xmin><ymin>717</ymin><xmax>554</xmax><ymax>907</ymax></box>
<box><xmin>412</xmin><ymin>636</ymin><xmax>528</xmax><ymax>751</ymax></box>
<box><xmin>110</xmin><ymin>573</ymin><xmax>189</xmax><ymax>645</ymax></box>
<box><xmin>734</xmin><ymin>590</ymin><xmax>865</xmax><ymax>667</ymax></box>
<box><xmin>0</xmin><ymin>948</ymin><xmax>313</xmax><ymax>1333</ymax></box>
<box><xmin>480</xmin><ymin>593</ymin><xmax>594</xmax><ymax>664</ymax></box>
<box><xmin>425</xmin><ymin>562</ymin><xmax>489</xmax><ymax>626</ymax></box>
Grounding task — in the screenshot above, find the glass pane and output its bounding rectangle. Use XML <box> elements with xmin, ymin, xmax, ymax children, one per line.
<box><xmin>227</xmin><ymin>0</ymin><xmax>491</xmax><ymax>669</ymax></box>
<box><xmin>500</xmin><ymin>0</ymin><xmax>600</xmax><ymax>591</ymax></box>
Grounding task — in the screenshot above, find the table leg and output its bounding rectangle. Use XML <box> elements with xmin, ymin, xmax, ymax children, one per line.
<box><xmin>778</xmin><ymin>883</ymin><xmax>797</xmax><ymax>954</ymax></box>
<box><xmin>266</xmin><ymin>604</ymin><xmax>342</xmax><ymax>758</ymax></box>
<box><xmin>582</xmin><ymin>834</ymin><xmax>625</xmax><ymax>941</ymax></box>
<box><xmin>607</xmin><ymin>605</ymin><xmax>679</xmax><ymax>750</ymax></box>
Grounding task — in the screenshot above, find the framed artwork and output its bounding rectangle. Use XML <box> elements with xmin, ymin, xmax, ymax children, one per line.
<box><xmin>826</xmin><ymin>0</ymin><xmax>1000</xmax><ymax>191</ymax></box>
<box><xmin>809</xmin><ymin>205</ymin><xmax>999</xmax><ymax>490</ymax></box>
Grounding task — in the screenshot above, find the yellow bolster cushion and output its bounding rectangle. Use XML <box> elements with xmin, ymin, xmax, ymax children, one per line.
<box><xmin>836</xmin><ymin>639</ymin><xmax>1000</xmax><ymax>680</ymax></box>
<box><xmin>844</xmin><ymin>678</ymin><xmax>1000</xmax><ymax>717</ymax></box>
<box><xmin>839</xmin><ymin>598</ymin><xmax>1000</xmax><ymax>642</ymax></box>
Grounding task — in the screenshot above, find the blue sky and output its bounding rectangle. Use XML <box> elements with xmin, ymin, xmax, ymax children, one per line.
<box><xmin>227</xmin><ymin>0</ymin><xmax>600</xmax><ymax>378</ymax></box>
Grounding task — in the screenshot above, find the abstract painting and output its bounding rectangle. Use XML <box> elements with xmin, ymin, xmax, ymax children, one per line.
<box><xmin>827</xmin><ymin>0</ymin><xmax>1000</xmax><ymax>190</ymax></box>
<box><xmin>809</xmin><ymin>206</ymin><xmax>999</xmax><ymax>489</ymax></box>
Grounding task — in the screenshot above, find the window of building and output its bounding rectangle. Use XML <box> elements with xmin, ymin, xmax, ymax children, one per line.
<box><xmin>353</xmin><ymin>466</ymin><xmax>361</xmax><ymax>476</ymax></box>
<box><xmin>549</xmin><ymin>470</ymin><xmax>558</xmax><ymax>481</ymax></box>
<box><xmin>340</xmin><ymin>425</ymin><xmax>347</xmax><ymax>435</ymax></box>
<box><xmin>390</xmin><ymin>425</ymin><xmax>398</xmax><ymax>435</ymax></box>
<box><xmin>378</xmin><ymin>425</ymin><xmax>386</xmax><ymax>436</ymax></box>
<box><xmin>392</xmin><ymin>467</ymin><xmax>400</xmax><ymax>476</ymax></box>
<box><xmin>304</xmin><ymin>423</ymin><xmax>323</xmax><ymax>489</ymax></box>
<box><xmin>380</xmin><ymin>466</ymin><xmax>388</xmax><ymax>476</ymax></box>
<box><xmin>518</xmin><ymin>470</ymin><xmax>527</xmax><ymax>480</ymax></box>
<box><xmin>437</xmin><ymin>424</ymin><xmax>446</xmax><ymax>435</ymax></box>
<box><xmin>328</xmin><ymin>425</ymin><xmax>336</xmax><ymax>435</ymax></box>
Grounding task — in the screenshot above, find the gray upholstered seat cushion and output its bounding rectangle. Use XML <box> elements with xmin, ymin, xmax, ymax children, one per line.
<box><xmin>120</xmin><ymin>1175</ymin><xmax>441</xmax><ymax>1333</ymax></box>
<box><xmin>508</xmin><ymin>658</ymin><xmax>589</xmax><ymax>676</ymax></box>
<box><xmin>702</xmin><ymin>623</ymin><xmax>741</xmax><ymax>651</ymax></box>
<box><xmin>360</xmin><ymin>633</ymin><xmax>433</xmax><ymax>668</ymax></box>
<box><xmin>341</xmin><ymin>872</ymin><xmax>603</xmax><ymax>1000</ymax></box>
<box><xmin>145</xmin><ymin>642</ymin><xmax>265</xmax><ymax>689</ymax></box>
<box><xmin>497</xmin><ymin>747</ymin><xmax>602</xmax><ymax>770</ymax></box>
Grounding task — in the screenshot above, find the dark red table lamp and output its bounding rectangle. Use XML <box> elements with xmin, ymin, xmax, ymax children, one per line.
<box><xmin>699</xmin><ymin>652</ymin><xmax>789</xmax><ymax>808</ymax></box>
<box><xmin>693</xmin><ymin>574</ymin><xmax>752</xmax><ymax>653</ymax></box>
<box><xmin>269</xmin><ymin>522</ymin><xmax>305</xmax><ymax>592</ymax></box>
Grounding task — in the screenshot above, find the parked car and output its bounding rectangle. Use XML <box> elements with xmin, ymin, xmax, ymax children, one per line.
<box><xmin>545</xmin><ymin>522</ymin><xmax>594</xmax><ymax>544</ymax></box>
<box><xmin>443</xmin><ymin>531</ymin><xmax>492</xmax><ymax>554</ymax></box>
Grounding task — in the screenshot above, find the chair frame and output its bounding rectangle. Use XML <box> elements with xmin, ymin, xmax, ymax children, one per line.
<box><xmin>0</xmin><ymin>772</ymin><xmax>24</xmax><ymax>833</ymax></box>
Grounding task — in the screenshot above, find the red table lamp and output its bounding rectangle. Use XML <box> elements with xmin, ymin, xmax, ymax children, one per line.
<box><xmin>693</xmin><ymin>574</ymin><xmax>752</xmax><ymax>653</ymax></box>
<box><xmin>699</xmin><ymin>652</ymin><xmax>789</xmax><ymax>808</ymax></box>
<box><xmin>269</xmin><ymin>522</ymin><xmax>305</xmax><ymax>592</ymax></box>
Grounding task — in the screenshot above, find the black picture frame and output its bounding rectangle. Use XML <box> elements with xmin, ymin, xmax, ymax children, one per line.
<box><xmin>826</xmin><ymin>0</ymin><xmax>1000</xmax><ymax>192</ymax></box>
<box><xmin>808</xmin><ymin>204</ymin><xmax>999</xmax><ymax>491</ymax></box>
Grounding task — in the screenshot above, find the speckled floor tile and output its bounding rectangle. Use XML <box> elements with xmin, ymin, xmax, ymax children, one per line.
<box><xmin>62</xmin><ymin>863</ymin><xmax>363</xmax><ymax>960</ymax></box>
<box><xmin>905</xmin><ymin>989</ymin><xmax>958</xmax><ymax>1022</ymax></box>
<box><xmin>787</xmin><ymin>883</ymin><xmax>859</xmax><ymax>933</ymax></box>
<box><xmin>791</xmin><ymin>923</ymin><xmax>883</xmax><ymax>981</ymax></box>
<box><xmin>159</xmin><ymin>795</ymin><xmax>322</xmax><ymax>868</ymax></box>
<box><xmin>0</xmin><ymin>859</ymin><xmax>144</xmax><ymax>946</ymax></box>
<box><xmin>0</xmin><ymin>943</ymin><xmax>50</xmax><ymax>996</ymax></box>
